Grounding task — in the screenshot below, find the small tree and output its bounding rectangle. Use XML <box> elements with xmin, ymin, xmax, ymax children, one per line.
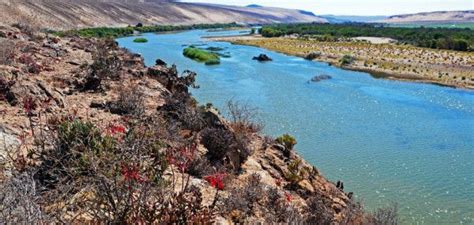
<box><xmin>275</xmin><ymin>134</ymin><xmax>297</xmax><ymax>150</ymax></box>
<box><xmin>340</xmin><ymin>55</ymin><xmax>354</xmax><ymax>66</ymax></box>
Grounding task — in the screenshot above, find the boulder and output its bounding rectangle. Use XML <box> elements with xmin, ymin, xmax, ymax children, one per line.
<box><xmin>252</xmin><ymin>54</ymin><xmax>272</xmax><ymax>62</ymax></box>
<box><xmin>155</xmin><ymin>59</ymin><xmax>167</xmax><ymax>66</ymax></box>
<box><xmin>309</xmin><ymin>74</ymin><xmax>332</xmax><ymax>82</ymax></box>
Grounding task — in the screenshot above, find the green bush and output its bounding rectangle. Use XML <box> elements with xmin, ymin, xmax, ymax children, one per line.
<box><xmin>57</xmin><ymin>119</ymin><xmax>117</xmax><ymax>157</ymax></box>
<box><xmin>54</xmin><ymin>23</ymin><xmax>244</xmax><ymax>38</ymax></box>
<box><xmin>275</xmin><ymin>134</ymin><xmax>297</xmax><ymax>150</ymax></box>
<box><xmin>133</xmin><ymin>38</ymin><xmax>148</xmax><ymax>43</ymax></box>
<box><xmin>259</xmin><ymin>23</ymin><xmax>474</xmax><ymax>51</ymax></box>
<box><xmin>183</xmin><ymin>47</ymin><xmax>220</xmax><ymax>65</ymax></box>
<box><xmin>340</xmin><ymin>55</ymin><xmax>355</xmax><ymax>65</ymax></box>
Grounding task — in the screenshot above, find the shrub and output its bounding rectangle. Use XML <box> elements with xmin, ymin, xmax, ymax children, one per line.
<box><xmin>0</xmin><ymin>72</ymin><xmax>16</xmax><ymax>104</ymax></box>
<box><xmin>222</xmin><ymin>173</ymin><xmax>265</xmax><ymax>219</ymax></box>
<box><xmin>226</xmin><ymin>100</ymin><xmax>262</xmax><ymax>134</ymax></box>
<box><xmin>81</xmin><ymin>38</ymin><xmax>122</xmax><ymax>91</ymax></box>
<box><xmin>201</xmin><ymin>127</ymin><xmax>235</xmax><ymax>162</ymax></box>
<box><xmin>365</xmin><ymin>203</ymin><xmax>399</xmax><ymax>225</ymax></box>
<box><xmin>304</xmin><ymin>193</ymin><xmax>334</xmax><ymax>225</ymax></box>
<box><xmin>275</xmin><ymin>134</ymin><xmax>297</xmax><ymax>150</ymax></box>
<box><xmin>0</xmin><ymin>39</ymin><xmax>16</xmax><ymax>65</ymax></box>
<box><xmin>201</xmin><ymin>127</ymin><xmax>251</xmax><ymax>171</ymax></box>
<box><xmin>285</xmin><ymin>159</ymin><xmax>306</xmax><ymax>187</ymax></box>
<box><xmin>133</xmin><ymin>37</ymin><xmax>148</xmax><ymax>43</ymax></box>
<box><xmin>183</xmin><ymin>47</ymin><xmax>220</xmax><ymax>65</ymax></box>
<box><xmin>305</xmin><ymin>51</ymin><xmax>321</xmax><ymax>60</ymax></box>
<box><xmin>340</xmin><ymin>55</ymin><xmax>355</xmax><ymax>65</ymax></box>
<box><xmin>108</xmin><ymin>84</ymin><xmax>145</xmax><ymax>116</ymax></box>
<box><xmin>0</xmin><ymin>172</ymin><xmax>49</xmax><ymax>223</ymax></box>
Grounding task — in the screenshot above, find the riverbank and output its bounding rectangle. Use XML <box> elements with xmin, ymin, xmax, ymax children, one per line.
<box><xmin>209</xmin><ymin>35</ymin><xmax>474</xmax><ymax>89</ymax></box>
<box><xmin>0</xmin><ymin>24</ymin><xmax>393</xmax><ymax>223</ymax></box>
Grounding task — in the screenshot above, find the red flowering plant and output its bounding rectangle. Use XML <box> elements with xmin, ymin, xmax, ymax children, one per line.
<box><xmin>121</xmin><ymin>163</ymin><xmax>145</xmax><ymax>184</ymax></box>
<box><xmin>284</xmin><ymin>192</ymin><xmax>293</xmax><ymax>203</ymax></box>
<box><xmin>22</xmin><ymin>96</ymin><xmax>36</xmax><ymax>115</ymax></box>
<box><xmin>204</xmin><ymin>173</ymin><xmax>226</xmax><ymax>191</ymax></box>
<box><xmin>105</xmin><ymin>123</ymin><xmax>127</xmax><ymax>142</ymax></box>
<box><xmin>204</xmin><ymin>172</ymin><xmax>227</xmax><ymax>209</ymax></box>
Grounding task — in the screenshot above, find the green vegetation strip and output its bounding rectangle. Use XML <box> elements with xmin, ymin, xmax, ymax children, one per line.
<box><xmin>260</xmin><ymin>23</ymin><xmax>474</xmax><ymax>51</ymax></box>
<box><xmin>183</xmin><ymin>47</ymin><xmax>220</xmax><ymax>65</ymax></box>
<box><xmin>133</xmin><ymin>38</ymin><xmax>148</xmax><ymax>43</ymax></box>
<box><xmin>54</xmin><ymin>23</ymin><xmax>243</xmax><ymax>38</ymax></box>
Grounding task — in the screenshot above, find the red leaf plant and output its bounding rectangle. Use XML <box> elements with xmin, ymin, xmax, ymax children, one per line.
<box><xmin>109</xmin><ymin>124</ymin><xmax>126</xmax><ymax>135</ymax></box>
<box><xmin>204</xmin><ymin>173</ymin><xmax>226</xmax><ymax>191</ymax></box>
<box><xmin>167</xmin><ymin>143</ymin><xmax>197</xmax><ymax>173</ymax></box>
<box><xmin>22</xmin><ymin>96</ymin><xmax>36</xmax><ymax>115</ymax></box>
<box><xmin>121</xmin><ymin>163</ymin><xmax>145</xmax><ymax>183</ymax></box>
<box><xmin>284</xmin><ymin>192</ymin><xmax>293</xmax><ymax>203</ymax></box>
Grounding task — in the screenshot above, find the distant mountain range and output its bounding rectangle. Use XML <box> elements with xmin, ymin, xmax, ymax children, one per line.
<box><xmin>320</xmin><ymin>15</ymin><xmax>388</xmax><ymax>23</ymax></box>
<box><xmin>0</xmin><ymin>0</ymin><xmax>471</xmax><ymax>30</ymax></box>
<box><xmin>0</xmin><ymin>0</ymin><xmax>326</xmax><ymax>30</ymax></box>
<box><xmin>382</xmin><ymin>10</ymin><xmax>474</xmax><ymax>24</ymax></box>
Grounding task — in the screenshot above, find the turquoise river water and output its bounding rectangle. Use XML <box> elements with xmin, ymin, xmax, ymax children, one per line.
<box><xmin>117</xmin><ymin>29</ymin><xmax>474</xmax><ymax>224</ymax></box>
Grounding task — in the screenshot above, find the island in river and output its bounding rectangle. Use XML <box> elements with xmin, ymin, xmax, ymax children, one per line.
<box><xmin>209</xmin><ymin>35</ymin><xmax>474</xmax><ymax>89</ymax></box>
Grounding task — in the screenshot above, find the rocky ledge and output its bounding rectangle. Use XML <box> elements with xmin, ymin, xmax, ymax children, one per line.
<box><xmin>0</xmin><ymin>25</ymin><xmax>386</xmax><ymax>224</ymax></box>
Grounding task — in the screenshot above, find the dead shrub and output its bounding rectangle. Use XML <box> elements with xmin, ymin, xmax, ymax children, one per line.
<box><xmin>226</xmin><ymin>100</ymin><xmax>263</xmax><ymax>134</ymax></box>
<box><xmin>263</xmin><ymin>187</ymin><xmax>303</xmax><ymax>224</ymax></box>
<box><xmin>304</xmin><ymin>192</ymin><xmax>335</xmax><ymax>225</ymax></box>
<box><xmin>159</xmin><ymin>97</ymin><xmax>206</xmax><ymax>132</ymax></box>
<box><xmin>201</xmin><ymin>127</ymin><xmax>252</xmax><ymax>171</ymax></box>
<box><xmin>0</xmin><ymin>72</ymin><xmax>16</xmax><ymax>104</ymax></box>
<box><xmin>0</xmin><ymin>172</ymin><xmax>49</xmax><ymax>223</ymax></box>
<box><xmin>221</xmin><ymin>173</ymin><xmax>266</xmax><ymax>220</ymax></box>
<box><xmin>80</xmin><ymin>38</ymin><xmax>122</xmax><ymax>91</ymax></box>
<box><xmin>108</xmin><ymin>84</ymin><xmax>145</xmax><ymax>116</ymax></box>
<box><xmin>18</xmin><ymin>54</ymin><xmax>42</xmax><ymax>74</ymax></box>
<box><xmin>0</xmin><ymin>39</ymin><xmax>16</xmax><ymax>65</ymax></box>
<box><xmin>365</xmin><ymin>203</ymin><xmax>399</xmax><ymax>225</ymax></box>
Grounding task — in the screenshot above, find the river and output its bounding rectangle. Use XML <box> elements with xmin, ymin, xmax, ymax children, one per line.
<box><xmin>117</xmin><ymin>29</ymin><xmax>474</xmax><ymax>224</ymax></box>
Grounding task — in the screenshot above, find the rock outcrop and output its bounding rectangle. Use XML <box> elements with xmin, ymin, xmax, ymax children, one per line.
<box><xmin>252</xmin><ymin>54</ymin><xmax>273</xmax><ymax>62</ymax></box>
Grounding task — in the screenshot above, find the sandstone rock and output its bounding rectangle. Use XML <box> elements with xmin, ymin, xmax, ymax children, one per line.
<box><xmin>0</xmin><ymin>125</ymin><xmax>19</xmax><ymax>160</ymax></box>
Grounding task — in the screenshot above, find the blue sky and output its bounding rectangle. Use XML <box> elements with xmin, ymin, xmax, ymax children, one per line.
<box><xmin>183</xmin><ymin>0</ymin><xmax>473</xmax><ymax>16</ymax></box>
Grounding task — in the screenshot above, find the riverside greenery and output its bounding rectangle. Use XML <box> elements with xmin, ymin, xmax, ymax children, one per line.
<box><xmin>133</xmin><ymin>38</ymin><xmax>148</xmax><ymax>43</ymax></box>
<box><xmin>183</xmin><ymin>47</ymin><xmax>220</xmax><ymax>65</ymax></box>
<box><xmin>54</xmin><ymin>23</ymin><xmax>243</xmax><ymax>38</ymax></box>
<box><xmin>260</xmin><ymin>23</ymin><xmax>474</xmax><ymax>51</ymax></box>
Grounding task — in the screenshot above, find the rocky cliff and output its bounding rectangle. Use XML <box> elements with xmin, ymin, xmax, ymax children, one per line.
<box><xmin>0</xmin><ymin>25</ymin><xmax>374</xmax><ymax>224</ymax></box>
<box><xmin>0</xmin><ymin>0</ymin><xmax>326</xmax><ymax>30</ymax></box>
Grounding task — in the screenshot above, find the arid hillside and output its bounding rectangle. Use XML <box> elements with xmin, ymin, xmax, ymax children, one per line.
<box><xmin>0</xmin><ymin>24</ymin><xmax>392</xmax><ymax>224</ymax></box>
<box><xmin>382</xmin><ymin>10</ymin><xmax>474</xmax><ymax>24</ymax></box>
<box><xmin>0</xmin><ymin>0</ymin><xmax>326</xmax><ymax>30</ymax></box>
